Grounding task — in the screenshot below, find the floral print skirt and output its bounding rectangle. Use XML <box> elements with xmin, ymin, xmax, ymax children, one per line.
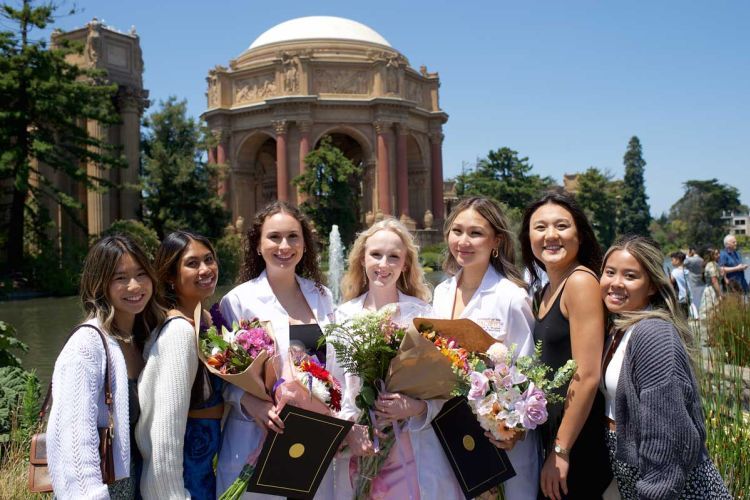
<box><xmin>605</xmin><ymin>429</ymin><xmax>731</xmax><ymax>499</ymax></box>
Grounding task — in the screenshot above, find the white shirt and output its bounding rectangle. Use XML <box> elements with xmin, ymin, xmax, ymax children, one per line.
<box><xmin>216</xmin><ymin>271</ymin><xmax>335</xmax><ymax>499</ymax></box>
<box><xmin>433</xmin><ymin>266</ymin><xmax>539</xmax><ymax>500</ymax></box>
<box><xmin>602</xmin><ymin>326</ymin><xmax>635</xmax><ymax>421</ymax></box>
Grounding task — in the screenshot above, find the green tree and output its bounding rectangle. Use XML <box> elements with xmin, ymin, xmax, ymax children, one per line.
<box><xmin>102</xmin><ymin>219</ymin><xmax>160</xmax><ymax>260</ymax></box>
<box><xmin>617</xmin><ymin>136</ymin><xmax>651</xmax><ymax>236</ymax></box>
<box><xmin>668</xmin><ymin>179</ymin><xmax>743</xmax><ymax>248</ymax></box>
<box><xmin>456</xmin><ymin>147</ymin><xmax>555</xmax><ymax>210</ymax></box>
<box><xmin>293</xmin><ymin>135</ymin><xmax>362</xmax><ymax>246</ymax></box>
<box><xmin>141</xmin><ymin>97</ymin><xmax>228</xmax><ymax>239</ymax></box>
<box><xmin>0</xmin><ymin>0</ymin><xmax>124</xmax><ymax>272</ymax></box>
<box><xmin>574</xmin><ymin>167</ymin><xmax>618</xmax><ymax>247</ymax></box>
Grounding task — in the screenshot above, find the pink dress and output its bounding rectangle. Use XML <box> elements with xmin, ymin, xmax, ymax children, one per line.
<box><xmin>349</xmin><ymin>430</ymin><xmax>421</xmax><ymax>500</ymax></box>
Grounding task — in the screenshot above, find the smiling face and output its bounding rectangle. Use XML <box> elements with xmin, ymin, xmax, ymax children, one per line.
<box><xmin>108</xmin><ymin>252</ymin><xmax>153</xmax><ymax>325</ymax></box>
<box><xmin>447</xmin><ymin>208</ymin><xmax>501</xmax><ymax>272</ymax></box>
<box><xmin>362</xmin><ymin>229</ymin><xmax>407</xmax><ymax>292</ymax></box>
<box><xmin>173</xmin><ymin>239</ymin><xmax>218</xmax><ymax>305</ymax></box>
<box><xmin>529</xmin><ymin>202</ymin><xmax>580</xmax><ymax>271</ymax></box>
<box><xmin>258</xmin><ymin>211</ymin><xmax>304</xmax><ymax>274</ymax></box>
<box><xmin>600</xmin><ymin>249</ymin><xmax>654</xmax><ymax>313</ymax></box>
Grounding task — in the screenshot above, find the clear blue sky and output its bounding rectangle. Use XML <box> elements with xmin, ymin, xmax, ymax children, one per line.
<box><xmin>29</xmin><ymin>0</ymin><xmax>750</xmax><ymax>215</ymax></box>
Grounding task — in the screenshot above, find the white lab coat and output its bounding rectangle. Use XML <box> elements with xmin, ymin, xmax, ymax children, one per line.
<box><xmin>331</xmin><ymin>292</ymin><xmax>464</xmax><ymax>499</ymax></box>
<box><xmin>433</xmin><ymin>266</ymin><xmax>539</xmax><ymax>500</ymax></box>
<box><xmin>216</xmin><ymin>270</ymin><xmax>336</xmax><ymax>499</ymax></box>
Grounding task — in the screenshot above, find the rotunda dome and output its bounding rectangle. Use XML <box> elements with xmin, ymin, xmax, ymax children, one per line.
<box><xmin>247</xmin><ymin>16</ymin><xmax>391</xmax><ymax>50</ymax></box>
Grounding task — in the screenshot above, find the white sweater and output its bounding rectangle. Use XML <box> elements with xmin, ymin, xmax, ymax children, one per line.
<box><xmin>47</xmin><ymin>320</ymin><xmax>131</xmax><ymax>500</ymax></box>
<box><xmin>136</xmin><ymin>317</ymin><xmax>198</xmax><ymax>499</ymax></box>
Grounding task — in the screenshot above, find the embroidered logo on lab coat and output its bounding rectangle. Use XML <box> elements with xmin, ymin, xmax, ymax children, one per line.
<box><xmin>476</xmin><ymin>318</ymin><xmax>506</xmax><ymax>340</ymax></box>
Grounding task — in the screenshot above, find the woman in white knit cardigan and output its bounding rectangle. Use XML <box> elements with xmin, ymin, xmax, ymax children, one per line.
<box><xmin>48</xmin><ymin>235</ymin><xmax>164</xmax><ymax>500</ymax></box>
<box><xmin>136</xmin><ymin>231</ymin><xmax>224</xmax><ymax>499</ymax></box>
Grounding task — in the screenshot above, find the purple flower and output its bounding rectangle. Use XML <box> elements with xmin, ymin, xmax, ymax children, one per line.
<box><xmin>515</xmin><ymin>382</ymin><xmax>548</xmax><ymax>429</ymax></box>
<box><xmin>468</xmin><ymin>371</ymin><xmax>489</xmax><ymax>400</ymax></box>
<box><xmin>209</xmin><ymin>303</ymin><xmax>229</xmax><ymax>331</ymax></box>
<box><xmin>234</xmin><ymin>327</ymin><xmax>275</xmax><ymax>358</ymax></box>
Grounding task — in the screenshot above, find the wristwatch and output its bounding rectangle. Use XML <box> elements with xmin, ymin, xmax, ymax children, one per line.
<box><xmin>553</xmin><ymin>443</ymin><xmax>570</xmax><ymax>459</ymax></box>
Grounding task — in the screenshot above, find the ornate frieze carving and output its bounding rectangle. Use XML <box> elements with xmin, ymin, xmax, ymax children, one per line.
<box><xmin>272</xmin><ymin>120</ymin><xmax>288</xmax><ymax>135</ymax></box>
<box><xmin>234</xmin><ymin>73</ymin><xmax>277</xmax><ymax>103</ymax></box>
<box><xmin>313</xmin><ymin>68</ymin><xmax>369</xmax><ymax>95</ymax></box>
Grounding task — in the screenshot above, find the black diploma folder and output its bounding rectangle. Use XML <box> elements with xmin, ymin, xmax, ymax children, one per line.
<box><xmin>247</xmin><ymin>404</ymin><xmax>353</xmax><ymax>499</ymax></box>
<box><xmin>431</xmin><ymin>396</ymin><xmax>516</xmax><ymax>499</ymax></box>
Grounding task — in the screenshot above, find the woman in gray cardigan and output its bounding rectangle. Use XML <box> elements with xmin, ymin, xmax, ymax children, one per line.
<box><xmin>599</xmin><ymin>235</ymin><xmax>729</xmax><ymax>499</ymax></box>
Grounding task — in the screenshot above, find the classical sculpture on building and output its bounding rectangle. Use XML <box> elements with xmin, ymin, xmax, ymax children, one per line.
<box><xmin>36</xmin><ymin>19</ymin><xmax>148</xmax><ymax>245</ymax></box>
<box><xmin>202</xmin><ymin>16</ymin><xmax>449</xmax><ymax>230</ymax></box>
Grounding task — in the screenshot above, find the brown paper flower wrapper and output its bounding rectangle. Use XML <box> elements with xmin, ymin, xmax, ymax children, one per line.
<box><xmin>194</xmin><ymin>303</ymin><xmax>278</xmax><ymax>402</ymax></box>
<box><xmin>412</xmin><ymin>317</ymin><xmax>496</xmax><ymax>353</ymax></box>
<box><xmin>273</xmin><ymin>347</ymin><xmax>335</xmax><ymax>416</ymax></box>
<box><xmin>385</xmin><ymin>326</ymin><xmax>457</xmax><ymax>400</ymax></box>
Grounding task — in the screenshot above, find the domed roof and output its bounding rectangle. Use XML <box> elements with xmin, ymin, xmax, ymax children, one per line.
<box><xmin>248</xmin><ymin>16</ymin><xmax>391</xmax><ymax>50</ymax></box>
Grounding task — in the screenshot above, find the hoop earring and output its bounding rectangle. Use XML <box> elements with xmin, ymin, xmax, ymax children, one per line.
<box><xmin>492</xmin><ymin>248</ymin><xmax>499</xmax><ymax>258</ymax></box>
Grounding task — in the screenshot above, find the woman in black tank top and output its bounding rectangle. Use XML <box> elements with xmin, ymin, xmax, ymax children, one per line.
<box><xmin>521</xmin><ymin>193</ymin><xmax>612</xmax><ymax>499</ymax></box>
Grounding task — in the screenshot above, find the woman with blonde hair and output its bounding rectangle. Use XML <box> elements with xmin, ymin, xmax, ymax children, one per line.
<box><xmin>333</xmin><ymin>217</ymin><xmax>462</xmax><ymax>498</ymax></box>
<box><xmin>47</xmin><ymin>235</ymin><xmax>164</xmax><ymax>499</ymax></box>
<box><xmin>433</xmin><ymin>196</ymin><xmax>538</xmax><ymax>498</ymax></box>
<box><xmin>600</xmin><ymin>235</ymin><xmax>729</xmax><ymax>498</ymax></box>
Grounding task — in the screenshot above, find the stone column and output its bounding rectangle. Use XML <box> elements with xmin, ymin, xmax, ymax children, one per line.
<box><xmin>208</xmin><ymin>146</ymin><xmax>217</xmax><ymax>165</ymax></box>
<box><xmin>215</xmin><ymin>130</ymin><xmax>230</xmax><ymax>205</ymax></box>
<box><xmin>273</xmin><ymin>120</ymin><xmax>289</xmax><ymax>202</ymax></box>
<box><xmin>118</xmin><ymin>87</ymin><xmax>146</xmax><ymax>220</ymax></box>
<box><xmin>375</xmin><ymin>121</ymin><xmax>391</xmax><ymax>215</ymax></box>
<box><xmin>430</xmin><ymin>131</ymin><xmax>445</xmax><ymax>221</ymax></box>
<box><xmin>86</xmin><ymin>118</ymin><xmax>109</xmax><ymax>235</ymax></box>
<box><xmin>297</xmin><ymin>121</ymin><xmax>312</xmax><ymax>203</ymax></box>
<box><xmin>395</xmin><ymin>123</ymin><xmax>409</xmax><ymax>218</ymax></box>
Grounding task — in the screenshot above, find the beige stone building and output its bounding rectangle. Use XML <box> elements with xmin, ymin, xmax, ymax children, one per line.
<box><xmin>35</xmin><ymin>19</ymin><xmax>148</xmax><ymax>246</ymax></box>
<box><xmin>202</xmin><ymin>16</ymin><xmax>449</xmax><ymax>230</ymax></box>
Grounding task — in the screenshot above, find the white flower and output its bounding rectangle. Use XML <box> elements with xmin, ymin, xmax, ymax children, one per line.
<box><xmin>310</xmin><ymin>377</ymin><xmax>330</xmax><ymax>403</ymax></box>
<box><xmin>498</xmin><ymin>386</ymin><xmax>522</xmax><ymax>409</ymax></box>
<box><xmin>211</xmin><ymin>346</ymin><xmax>222</xmax><ymax>356</ymax></box>
<box><xmin>499</xmin><ymin>409</ymin><xmax>521</xmax><ymax>428</ymax></box>
<box><xmin>487</xmin><ymin>342</ymin><xmax>508</xmax><ymax>364</ymax></box>
<box><xmin>221</xmin><ymin>325</ymin><xmax>236</xmax><ymax>344</ymax></box>
<box><xmin>475</xmin><ymin>393</ymin><xmax>497</xmax><ymax>416</ymax></box>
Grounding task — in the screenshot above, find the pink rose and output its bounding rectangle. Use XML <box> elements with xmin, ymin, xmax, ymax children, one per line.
<box><xmin>468</xmin><ymin>371</ymin><xmax>490</xmax><ymax>400</ymax></box>
<box><xmin>515</xmin><ymin>382</ymin><xmax>548</xmax><ymax>429</ymax></box>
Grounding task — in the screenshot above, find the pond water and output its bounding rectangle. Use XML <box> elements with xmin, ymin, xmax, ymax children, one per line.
<box><xmin>1</xmin><ymin>271</ymin><xmax>447</xmax><ymax>388</ymax></box>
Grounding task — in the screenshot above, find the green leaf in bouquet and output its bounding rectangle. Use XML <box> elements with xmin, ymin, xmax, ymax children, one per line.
<box><xmin>358</xmin><ymin>385</ymin><xmax>376</xmax><ymax>409</ymax></box>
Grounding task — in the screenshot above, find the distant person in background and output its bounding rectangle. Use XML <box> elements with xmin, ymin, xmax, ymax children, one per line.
<box><xmin>699</xmin><ymin>247</ymin><xmax>722</xmax><ymax>320</ymax></box>
<box><xmin>719</xmin><ymin>234</ymin><xmax>749</xmax><ymax>294</ymax></box>
<box><xmin>669</xmin><ymin>251</ymin><xmax>690</xmax><ymax>317</ymax></box>
<box><xmin>683</xmin><ymin>247</ymin><xmax>704</xmax><ymax>313</ymax></box>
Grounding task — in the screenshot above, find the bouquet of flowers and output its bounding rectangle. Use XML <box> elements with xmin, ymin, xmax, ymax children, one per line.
<box><xmin>291</xmin><ymin>352</ymin><xmax>343</xmax><ymax>413</ymax></box>
<box><xmin>322</xmin><ymin>308</ymin><xmax>406</xmax><ymax>500</ymax></box>
<box><xmin>197</xmin><ymin>305</ymin><xmax>277</xmax><ymax>402</ymax></box>
<box><xmin>462</xmin><ymin>341</ymin><xmax>576</xmax><ymax>441</ymax></box>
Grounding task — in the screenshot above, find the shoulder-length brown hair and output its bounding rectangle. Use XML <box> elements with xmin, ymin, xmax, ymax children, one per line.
<box><xmin>442</xmin><ymin>196</ymin><xmax>527</xmax><ymax>289</ymax></box>
<box><xmin>240</xmin><ymin>201</ymin><xmax>325</xmax><ymax>287</ymax></box>
<box><xmin>80</xmin><ymin>235</ymin><xmax>165</xmax><ymax>350</ymax></box>
<box><xmin>341</xmin><ymin>218</ymin><xmax>432</xmax><ymax>303</ymax></box>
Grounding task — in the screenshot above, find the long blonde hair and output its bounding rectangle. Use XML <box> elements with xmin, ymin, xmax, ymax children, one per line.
<box><xmin>340</xmin><ymin>218</ymin><xmax>432</xmax><ymax>303</ymax></box>
<box><xmin>442</xmin><ymin>196</ymin><xmax>527</xmax><ymax>290</ymax></box>
<box><xmin>602</xmin><ymin>235</ymin><xmax>693</xmax><ymax>349</ymax></box>
<box><xmin>80</xmin><ymin>235</ymin><xmax>165</xmax><ymax>349</ymax></box>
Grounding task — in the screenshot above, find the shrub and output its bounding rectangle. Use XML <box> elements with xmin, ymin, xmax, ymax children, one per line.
<box><xmin>215</xmin><ymin>230</ymin><xmax>243</xmax><ymax>286</ymax></box>
<box><xmin>0</xmin><ymin>322</ymin><xmax>27</xmax><ymax>368</ymax></box>
<box><xmin>102</xmin><ymin>219</ymin><xmax>160</xmax><ymax>261</ymax></box>
<box><xmin>706</xmin><ymin>296</ymin><xmax>750</xmax><ymax>367</ymax></box>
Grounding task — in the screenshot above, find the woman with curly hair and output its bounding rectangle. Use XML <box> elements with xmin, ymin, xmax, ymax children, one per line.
<box><xmin>216</xmin><ymin>201</ymin><xmax>336</xmax><ymax>499</ymax></box>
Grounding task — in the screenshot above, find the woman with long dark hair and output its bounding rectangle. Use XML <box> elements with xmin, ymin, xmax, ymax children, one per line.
<box><xmin>137</xmin><ymin>231</ymin><xmax>223</xmax><ymax>499</ymax></box>
<box><xmin>520</xmin><ymin>192</ymin><xmax>611</xmax><ymax>499</ymax></box>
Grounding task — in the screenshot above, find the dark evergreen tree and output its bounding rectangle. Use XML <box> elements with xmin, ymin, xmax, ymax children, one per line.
<box><xmin>617</xmin><ymin>136</ymin><xmax>651</xmax><ymax>236</ymax></box>
<box><xmin>456</xmin><ymin>147</ymin><xmax>555</xmax><ymax>211</ymax></box>
<box><xmin>293</xmin><ymin>135</ymin><xmax>362</xmax><ymax>245</ymax></box>
<box><xmin>574</xmin><ymin>167</ymin><xmax>618</xmax><ymax>248</ymax></box>
<box><xmin>0</xmin><ymin>0</ymin><xmax>123</xmax><ymax>272</ymax></box>
<box><xmin>141</xmin><ymin>97</ymin><xmax>228</xmax><ymax>239</ymax></box>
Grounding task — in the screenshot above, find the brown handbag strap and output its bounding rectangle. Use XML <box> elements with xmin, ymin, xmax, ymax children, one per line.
<box><xmin>39</xmin><ymin>324</ymin><xmax>114</xmax><ymax>426</ymax></box>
